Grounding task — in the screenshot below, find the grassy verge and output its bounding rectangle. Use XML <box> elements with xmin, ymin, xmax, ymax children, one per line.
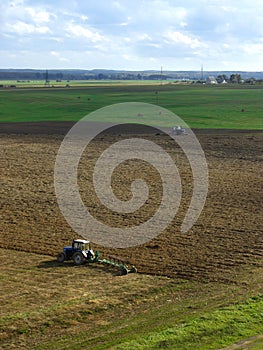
<box><xmin>109</xmin><ymin>295</ymin><xmax>263</xmax><ymax>350</ymax></box>
<box><xmin>33</xmin><ymin>294</ymin><xmax>263</xmax><ymax>350</ymax></box>
<box><xmin>0</xmin><ymin>84</ymin><xmax>262</xmax><ymax>129</ymax></box>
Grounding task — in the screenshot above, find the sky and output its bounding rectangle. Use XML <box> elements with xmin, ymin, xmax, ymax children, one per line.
<box><xmin>1</xmin><ymin>0</ymin><xmax>263</xmax><ymax>71</ymax></box>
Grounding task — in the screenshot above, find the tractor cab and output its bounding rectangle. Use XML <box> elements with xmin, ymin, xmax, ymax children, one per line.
<box><xmin>72</xmin><ymin>239</ymin><xmax>91</xmax><ymax>252</ymax></box>
<box><xmin>71</xmin><ymin>239</ymin><xmax>95</xmax><ymax>262</ymax></box>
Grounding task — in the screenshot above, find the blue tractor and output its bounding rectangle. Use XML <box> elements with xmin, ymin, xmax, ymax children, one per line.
<box><xmin>171</xmin><ymin>125</ymin><xmax>186</xmax><ymax>135</ymax></box>
<box><xmin>57</xmin><ymin>239</ymin><xmax>97</xmax><ymax>265</ymax></box>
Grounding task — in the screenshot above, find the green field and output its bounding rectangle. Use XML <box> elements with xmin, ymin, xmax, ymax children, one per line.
<box><xmin>0</xmin><ymin>83</ymin><xmax>262</xmax><ymax>129</ymax></box>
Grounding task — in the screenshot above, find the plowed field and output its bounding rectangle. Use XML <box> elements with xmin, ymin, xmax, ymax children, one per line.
<box><xmin>1</xmin><ymin>123</ymin><xmax>262</xmax><ymax>281</ymax></box>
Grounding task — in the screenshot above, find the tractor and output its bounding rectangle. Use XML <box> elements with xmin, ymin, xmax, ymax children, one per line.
<box><xmin>57</xmin><ymin>239</ymin><xmax>137</xmax><ymax>275</ymax></box>
<box><xmin>171</xmin><ymin>125</ymin><xmax>186</xmax><ymax>135</ymax></box>
<box><xmin>57</xmin><ymin>239</ymin><xmax>96</xmax><ymax>265</ymax></box>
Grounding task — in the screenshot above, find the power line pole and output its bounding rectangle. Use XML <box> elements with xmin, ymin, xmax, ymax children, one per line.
<box><xmin>45</xmin><ymin>69</ymin><xmax>50</xmax><ymax>86</ymax></box>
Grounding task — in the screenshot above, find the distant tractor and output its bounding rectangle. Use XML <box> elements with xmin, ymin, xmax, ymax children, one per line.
<box><xmin>172</xmin><ymin>125</ymin><xmax>186</xmax><ymax>135</ymax></box>
<box><xmin>57</xmin><ymin>239</ymin><xmax>137</xmax><ymax>275</ymax></box>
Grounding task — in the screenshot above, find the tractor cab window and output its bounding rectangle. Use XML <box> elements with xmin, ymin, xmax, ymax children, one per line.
<box><xmin>73</xmin><ymin>241</ymin><xmax>90</xmax><ymax>251</ymax></box>
<box><xmin>73</xmin><ymin>242</ymin><xmax>84</xmax><ymax>250</ymax></box>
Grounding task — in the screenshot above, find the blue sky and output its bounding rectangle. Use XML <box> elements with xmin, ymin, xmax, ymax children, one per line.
<box><xmin>1</xmin><ymin>0</ymin><xmax>263</xmax><ymax>70</ymax></box>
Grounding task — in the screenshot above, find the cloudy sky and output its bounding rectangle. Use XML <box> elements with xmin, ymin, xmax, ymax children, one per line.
<box><xmin>1</xmin><ymin>0</ymin><xmax>263</xmax><ymax>71</ymax></box>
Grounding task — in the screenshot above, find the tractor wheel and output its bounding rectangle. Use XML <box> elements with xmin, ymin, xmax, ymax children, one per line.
<box><xmin>73</xmin><ymin>252</ymin><xmax>85</xmax><ymax>265</ymax></box>
<box><xmin>130</xmin><ymin>266</ymin><xmax>137</xmax><ymax>273</ymax></box>
<box><xmin>120</xmin><ymin>266</ymin><xmax>128</xmax><ymax>275</ymax></box>
<box><xmin>57</xmin><ymin>252</ymin><xmax>66</xmax><ymax>263</ymax></box>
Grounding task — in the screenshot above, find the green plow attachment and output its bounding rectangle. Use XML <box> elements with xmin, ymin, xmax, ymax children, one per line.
<box><xmin>93</xmin><ymin>252</ymin><xmax>137</xmax><ymax>275</ymax></box>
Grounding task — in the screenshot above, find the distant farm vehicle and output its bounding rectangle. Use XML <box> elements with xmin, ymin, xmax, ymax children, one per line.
<box><xmin>171</xmin><ymin>125</ymin><xmax>186</xmax><ymax>135</ymax></box>
<box><xmin>57</xmin><ymin>239</ymin><xmax>137</xmax><ymax>275</ymax></box>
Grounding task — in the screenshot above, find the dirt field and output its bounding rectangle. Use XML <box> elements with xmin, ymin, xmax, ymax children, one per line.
<box><xmin>1</xmin><ymin>123</ymin><xmax>262</xmax><ymax>282</ymax></box>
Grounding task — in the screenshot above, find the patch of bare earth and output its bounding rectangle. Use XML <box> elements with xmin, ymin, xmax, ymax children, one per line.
<box><xmin>1</xmin><ymin>127</ymin><xmax>262</xmax><ymax>281</ymax></box>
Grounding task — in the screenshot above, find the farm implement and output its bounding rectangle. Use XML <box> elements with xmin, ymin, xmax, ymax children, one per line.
<box><xmin>57</xmin><ymin>239</ymin><xmax>137</xmax><ymax>275</ymax></box>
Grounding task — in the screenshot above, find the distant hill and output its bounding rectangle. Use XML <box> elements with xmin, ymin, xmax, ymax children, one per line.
<box><xmin>0</xmin><ymin>68</ymin><xmax>262</xmax><ymax>81</ymax></box>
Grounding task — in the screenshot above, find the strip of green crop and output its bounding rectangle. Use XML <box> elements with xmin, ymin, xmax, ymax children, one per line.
<box><xmin>34</xmin><ymin>294</ymin><xmax>263</xmax><ymax>350</ymax></box>
<box><xmin>109</xmin><ymin>295</ymin><xmax>263</xmax><ymax>350</ymax></box>
<box><xmin>0</xmin><ymin>85</ymin><xmax>262</xmax><ymax>129</ymax></box>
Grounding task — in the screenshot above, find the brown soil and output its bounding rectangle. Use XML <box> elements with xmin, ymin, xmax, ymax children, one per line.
<box><xmin>1</xmin><ymin>123</ymin><xmax>262</xmax><ymax>281</ymax></box>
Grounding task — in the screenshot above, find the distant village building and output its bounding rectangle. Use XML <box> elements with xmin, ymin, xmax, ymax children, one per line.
<box><xmin>206</xmin><ymin>76</ymin><xmax>218</xmax><ymax>84</ymax></box>
<box><xmin>216</xmin><ymin>75</ymin><xmax>228</xmax><ymax>84</ymax></box>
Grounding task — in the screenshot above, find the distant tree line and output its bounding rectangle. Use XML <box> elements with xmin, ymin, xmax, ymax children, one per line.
<box><xmin>0</xmin><ymin>70</ymin><xmax>262</xmax><ymax>82</ymax></box>
<box><xmin>0</xmin><ymin>71</ymin><xmax>174</xmax><ymax>81</ymax></box>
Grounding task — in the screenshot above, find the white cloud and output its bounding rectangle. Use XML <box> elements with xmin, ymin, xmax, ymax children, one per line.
<box><xmin>66</xmin><ymin>23</ymin><xmax>104</xmax><ymax>42</ymax></box>
<box><xmin>122</xmin><ymin>54</ymin><xmax>138</xmax><ymax>61</ymax></box>
<box><xmin>147</xmin><ymin>43</ymin><xmax>162</xmax><ymax>49</ymax></box>
<box><xmin>180</xmin><ymin>21</ymin><xmax>188</xmax><ymax>28</ymax></box>
<box><xmin>120</xmin><ymin>22</ymin><xmax>129</xmax><ymax>27</ymax></box>
<box><xmin>123</xmin><ymin>37</ymin><xmax>132</xmax><ymax>43</ymax></box>
<box><xmin>26</xmin><ymin>7</ymin><xmax>52</xmax><ymax>23</ymax></box>
<box><xmin>9</xmin><ymin>0</ymin><xmax>24</xmax><ymax>6</ymax></box>
<box><xmin>164</xmin><ymin>30</ymin><xmax>203</xmax><ymax>49</ymax></box>
<box><xmin>5</xmin><ymin>21</ymin><xmax>51</xmax><ymax>35</ymax></box>
<box><xmin>80</xmin><ymin>15</ymin><xmax>88</xmax><ymax>21</ymax></box>
<box><xmin>242</xmin><ymin>43</ymin><xmax>263</xmax><ymax>55</ymax></box>
<box><xmin>220</xmin><ymin>5</ymin><xmax>237</xmax><ymax>13</ymax></box>
<box><xmin>112</xmin><ymin>1</ymin><xmax>122</xmax><ymax>9</ymax></box>
<box><xmin>136</xmin><ymin>33</ymin><xmax>152</xmax><ymax>41</ymax></box>
<box><xmin>50</xmin><ymin>36</ymin><xmax>64</xmax><ymax>43</ymax></box>
<box><xmin>1</xmin><ymin>1</ymin><xmax>54</xmax><ymax>24</ymax></box>
<box><xmin>142</xmin><ymin>1</ymin><xmax>187</xmax><ymax>22</ymax></box>
<box><xmin>50</xmin><ymin>51</ymin><xmax>70</xmax><ymax>62</ymax></box>
<box><xmin>50</xmin><ymin>51</ymin><xmax>59</xmax><ymax>57</ymax></box>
